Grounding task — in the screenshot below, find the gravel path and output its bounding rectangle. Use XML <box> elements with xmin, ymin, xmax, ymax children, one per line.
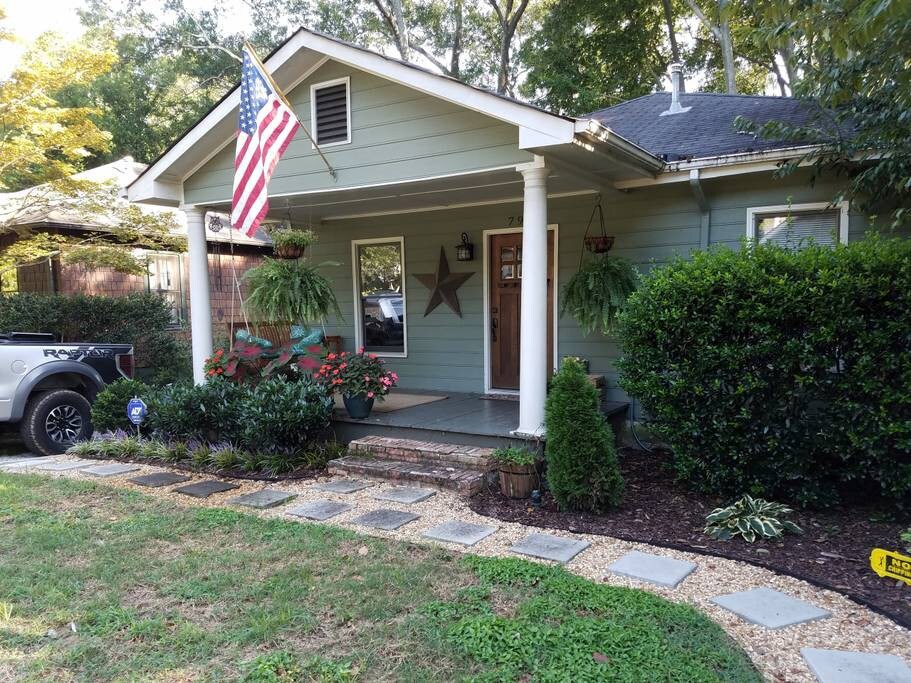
<box><xmin>6</xmin><ymin>456</ymin><xmax>910</xmax><ymax>683</ymax></box>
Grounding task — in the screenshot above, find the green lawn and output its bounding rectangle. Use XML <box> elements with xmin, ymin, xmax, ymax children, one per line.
<box><xmin>0</xmin><ymin>474</ymin><xmax>760</xmax><ymax>682</ymax></box>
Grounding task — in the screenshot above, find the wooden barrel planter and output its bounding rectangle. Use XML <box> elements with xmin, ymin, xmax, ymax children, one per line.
<box><xmin>498</xmin><ymin>462</ymin><xmax>537</xmax><ymax>499</ymax></box>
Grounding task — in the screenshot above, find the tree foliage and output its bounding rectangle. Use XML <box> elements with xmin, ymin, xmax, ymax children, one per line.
<box><xmin>520</xmin><ymin>0</ymin><xmax>667</xmax><ymax>115</ymax></box>
<box><xmin>739</xmin><ymin>0</ymin><xmax>911</xmax><ymax>227</ymax></box>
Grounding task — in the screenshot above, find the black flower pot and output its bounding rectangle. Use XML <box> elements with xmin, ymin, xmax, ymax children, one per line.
<box><xmin>343</xmin><ymin>394</ymin><xmax>375</xmax><ymax>419</ymax></box>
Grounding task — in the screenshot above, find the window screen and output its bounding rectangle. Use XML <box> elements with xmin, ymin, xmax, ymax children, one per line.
<box><xmin>755</xmin><ymin>209</ymin><xmax>840</xmax><ymax>248</ymax></box>
<box><xmin>314</xmin><ymin>81</ymin><xmax>349</xmax><ymax>145</ymax></box>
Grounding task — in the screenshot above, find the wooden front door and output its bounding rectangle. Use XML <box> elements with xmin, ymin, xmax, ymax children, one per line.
<box><xmin>488</xmin><ymin>231</ymin><xmax>554</xmax><ymax>390</ymax></box>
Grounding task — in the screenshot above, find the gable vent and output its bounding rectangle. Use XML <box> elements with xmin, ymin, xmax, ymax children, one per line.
<box><xmin>313</xmin><ymin>80</ymin><xmax>350</xmax><ymax>145</ymax></box>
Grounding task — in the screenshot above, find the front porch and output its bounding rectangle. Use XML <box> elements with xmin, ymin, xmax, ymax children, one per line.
<box><xmin>331</xmin><ymin>390</ymin><xmax>629</xmax><ymax>450</ymax></box>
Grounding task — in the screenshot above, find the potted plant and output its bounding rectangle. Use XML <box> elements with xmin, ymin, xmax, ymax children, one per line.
<box><xmin>243</xmin><ymin>258</ymin><xmax>342</xmax><ymax>325</ymax></box>
<box><xmin>491</xmin><ymin>446</ymin><xmax>538</xmax><ymax>499</ymax></box>
<box><xmin>560</xmin><ymin>255</ymin><xmax>638</xmax><ymax>335</ymax></box>
<box><xmin>270</xmin><ymin>228</ymin><xmax>316</xmax><ymax>259</ymax></box>
<box><xmin>314</xmin><ymin>348</ymin><xmax>398</xmax><ymax>419</ymax></box>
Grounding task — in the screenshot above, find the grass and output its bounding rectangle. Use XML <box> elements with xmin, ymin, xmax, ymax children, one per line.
<box><xmin>0</xmin><ymin>474</ymin><xmax>761</xmax><ymax>682</ymax></box>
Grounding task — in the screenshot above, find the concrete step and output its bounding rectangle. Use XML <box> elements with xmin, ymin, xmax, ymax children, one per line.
<box><xmin>347</xmin><ymin>435</ymin><xmax>496</xmax><ymax>470</ymax></box>
<box><xmin>327</xmin><ymin>454</ymin><xmax>492</xmax><ymax>496</ymax></box>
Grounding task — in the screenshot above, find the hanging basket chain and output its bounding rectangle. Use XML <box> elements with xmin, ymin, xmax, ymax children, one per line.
<box><xmin>579</xmin><ymin>196</ymin><xmax>615</xmax><ymax>268</ymax></box>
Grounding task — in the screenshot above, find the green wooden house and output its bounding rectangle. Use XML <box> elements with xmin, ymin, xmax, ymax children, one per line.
<box><xmin>128</xmin><ymin>28</ymin><xmax>892</xmax><ymax>447</ymax></box>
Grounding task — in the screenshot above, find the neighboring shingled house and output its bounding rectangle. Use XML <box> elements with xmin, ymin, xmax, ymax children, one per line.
<box><xmin>0</xmin><ymin>157</ymin><xmax>271</xmax><ymax>334</ymax></box>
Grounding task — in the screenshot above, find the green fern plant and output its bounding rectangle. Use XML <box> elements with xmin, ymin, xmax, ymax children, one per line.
<box><xmin>705</xmin><ymin>494</ymin><xmax>803</xmax><ymax>542</ymax></box>
<box><xmin>560</xmin><ymin>255</ymin><xmax>638</xmax><ymax>335</ymax></box>
<box><xmin>244</xmin><ymin>258</ymin><xmax>342</xmax><ymax>324</ymax></box>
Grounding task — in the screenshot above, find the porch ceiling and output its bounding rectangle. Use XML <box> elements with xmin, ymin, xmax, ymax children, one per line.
<box><xmin>204</xmin><ymin>166</ymin><xmax>601</xmax><ymax>223</ymax></box>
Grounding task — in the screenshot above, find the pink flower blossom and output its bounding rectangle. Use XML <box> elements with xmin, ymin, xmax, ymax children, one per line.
<box><xmin>367</xmin><ymin>391</ymin><xmax>374</xmax><ymax>398</ymax></box>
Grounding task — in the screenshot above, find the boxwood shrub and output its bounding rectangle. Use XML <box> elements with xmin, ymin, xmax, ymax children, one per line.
<box><xmin>617</xmin><ymin>236</ymin><xmax>911</xmax><ymax>508</ymax></box>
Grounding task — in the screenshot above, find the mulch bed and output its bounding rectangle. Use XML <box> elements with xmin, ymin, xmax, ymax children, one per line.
<box><xmin>470</xmin><ymin>447</ymin><xmax>910</xmax><ymax>629</ymax></box>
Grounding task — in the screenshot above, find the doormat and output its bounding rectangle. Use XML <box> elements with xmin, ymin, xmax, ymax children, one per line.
<box><xmin>480</xmin><ymin>393</ymin><xmax>519</xmax><ymax>401</ymax></box>
<box><xmin>334</xmin><ymin>392</ymin><xmax>448</xmax><ymax>413</ymax></box>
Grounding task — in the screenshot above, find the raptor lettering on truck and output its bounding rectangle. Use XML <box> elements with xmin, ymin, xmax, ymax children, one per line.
<box><xmin>43</xmin><ymin>347</ymin><xmax>115</xmax><ymax>361</ymax></box>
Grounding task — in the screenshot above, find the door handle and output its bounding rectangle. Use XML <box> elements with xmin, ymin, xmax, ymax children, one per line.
<box><xmin>491</xmin><ymin>317</ymin><xmax>498</xmax><ymax>342</ymax></box>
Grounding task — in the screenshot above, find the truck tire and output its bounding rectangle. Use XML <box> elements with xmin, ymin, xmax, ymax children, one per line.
<box><xmin>20</xmin><ymin>390</ymin><xmax>93</xmax><ymax>456</ymax></box>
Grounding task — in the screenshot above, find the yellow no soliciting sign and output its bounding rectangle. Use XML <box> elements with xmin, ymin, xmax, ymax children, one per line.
<box><xmin>870</xmin><ymin>548</ymin><xmax>911</xmax><ymax>585</ymax></box>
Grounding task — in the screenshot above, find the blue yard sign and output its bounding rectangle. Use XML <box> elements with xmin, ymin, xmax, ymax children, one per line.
<box><xmin>127</xmin><ymin>397</ymin><xmax>147</xmax><ymax>426</ymax></box>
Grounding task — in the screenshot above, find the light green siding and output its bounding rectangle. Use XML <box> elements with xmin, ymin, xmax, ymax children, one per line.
<box><xmin>307</xmin><ymin>168</ymin><xmax>894</xmax><ymax>402</ymax></box>
<box><xmin>183</xmin><ymin>60</ymin><xmax>532</xmax><ymax>205</ymax></box>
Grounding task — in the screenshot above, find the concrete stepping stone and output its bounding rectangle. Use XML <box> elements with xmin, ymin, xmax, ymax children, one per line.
<box><xmin>35</xmin><ymin>460</ymin><xmax>92</xmax><ymax>471</ymax></box>
<box><xmin>509</xmin><ymin>532</ymin><xmax>590</xmax><ymax>564</ymax></box>
<box><xmin>81</xmin><ymin>463</ymin><xmax>140</xmax><ymax>477</ymax></box>
<box><xmin>801</xmin><ymin>648</ymin><xmax>911</xmax><ymax>683</ymax></box>
<box><xmin>313</xmin><ymin>479</ymin><xmax>371</xmax><ymax>494</ymax></box>
<box><xmin>606</xmin><ymin>550</ymin><xmax>697</xmax><ymax>588</ymax></box>
<box><xmin>373</xmin><ymin>486</ymin><xmax>436</xmax><ymax>504</ymax></box>
<box><xmin>352</xmin><ymin>508</ymin><xmax>419</xmax><ymax>531</ymax></box>
<box><xmin>129</xmin><ymin>472</ymin><xmax>191</xmax><ymax>488</ymax></box>
<box><xmin>423</xmin><ymin>519</ymin><xmax>498</xmax><ymax>546</ymax></box>
<box><xmin>173</xmin><ymin>480</ymin><xmax>239</xmax><ymax>498</ymax></box>
<box><xmin>286</xmin><ymin>499</ymin><xmax>352</xmax><ymax>521</ymax></box>
<box><xmin>0</xmin><ymin>454</ymin><xmax>36</xmax><ymax>465</ymax></box>
<box><xmin>711</xmin><ymin>587</ymin><xmax>830</xmax><ymax>629</ymax></box>
<box><xmin>0</xmin><ymin>456</ymin><xmax>58</xmax><ymax>468</ymax></box>
<box><xmin>228</xmin><ymin>489</ymin><xmax>296</xmax><ymax>509</ymax></box>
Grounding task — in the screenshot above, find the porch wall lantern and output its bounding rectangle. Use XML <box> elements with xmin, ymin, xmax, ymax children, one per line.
<box><xmin>455</xmin><ymin>232</ymin><xmax>474</xmax><ymax>262</ymax></box>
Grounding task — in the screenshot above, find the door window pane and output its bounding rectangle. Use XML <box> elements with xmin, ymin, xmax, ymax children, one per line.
<box><xmin>356</xmin><ymin>241</ymin><xmax>405</xmax><ymax>354</ymax></box>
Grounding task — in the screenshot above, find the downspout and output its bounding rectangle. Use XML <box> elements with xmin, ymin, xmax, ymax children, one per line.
<box><xmin>688</xmin><ymin>168</ymin><xmax>710</xmax><ymax>248</ymax></box>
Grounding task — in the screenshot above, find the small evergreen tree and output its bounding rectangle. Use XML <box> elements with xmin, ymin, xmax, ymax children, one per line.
<box><xmin>544</xmin><ymin>358</ymin><xmax>624</xmax><ymax>511</ymax></box>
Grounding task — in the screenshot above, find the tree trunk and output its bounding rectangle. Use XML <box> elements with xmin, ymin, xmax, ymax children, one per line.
<box><xmin>391</xmin><ymin>0</ymin><xmax>409</xmax><ymax>60</ymax></box>
<box><xmin>450</xmin><ymin>0</ymin><xmax>463</xmax><ymax>79</ymax></box>
<box><xmin>661</xmin><ymin>0</ymin><xmax>681</xmax><ymax>65</ymax></box>
<box><xmin>717</xmin><ymin>0</ymin><xmax>736</xmax><ymax>93</ymax></box>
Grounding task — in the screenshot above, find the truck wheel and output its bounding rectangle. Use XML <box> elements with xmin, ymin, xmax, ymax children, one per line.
<box><xmin>20</xmin><ymin>390</ymin><xmax>93</xmax><ymax>456</ymax></box>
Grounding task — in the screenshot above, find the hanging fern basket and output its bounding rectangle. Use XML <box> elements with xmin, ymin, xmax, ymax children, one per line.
<box><xmin>582</xmin><ymin>202</ymin><xmax>615</xmax><ymax>254</ymax></box>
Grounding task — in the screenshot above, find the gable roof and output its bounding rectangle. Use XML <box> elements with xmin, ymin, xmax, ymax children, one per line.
<box><xmin>128</xmin><ymin>27</ymin><xmax>661</xmax><ymax>206</ymax></box>
<box><xmin>587</xmin><ymin>92</ymin><xmax>838</xmax><ymax>161</ymax></box>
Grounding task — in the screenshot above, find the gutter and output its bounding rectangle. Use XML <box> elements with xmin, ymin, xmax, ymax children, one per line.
<box><xmin>574</xmin><ymin>120</ymin><xmax>665</xmax><ymax>175</ymax></box>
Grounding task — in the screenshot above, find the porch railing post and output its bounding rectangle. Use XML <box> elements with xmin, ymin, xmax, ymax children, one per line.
<box><xmin>182</xmin><ymin>205</ymin><xmax>214</xmax><ymax>384</ymax></box>
<box><xmin>514</xmin><ymin>162</ymin><xmax>550</xmax><ymax>437</ymax></box>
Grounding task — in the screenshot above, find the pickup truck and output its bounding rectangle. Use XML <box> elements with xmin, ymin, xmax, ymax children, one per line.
<box><xmin>0</xmin><ymin>332</ymin><xmax>134</xmax><ymax>456</ymax></box>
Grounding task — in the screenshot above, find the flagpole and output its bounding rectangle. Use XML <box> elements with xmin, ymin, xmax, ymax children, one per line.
<box><xmin>243</xmin><ymin>42</ymin><xmax>338</xmax><ymax>180</ymax></box>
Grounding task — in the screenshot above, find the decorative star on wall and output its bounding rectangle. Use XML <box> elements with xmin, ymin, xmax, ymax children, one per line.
<box><xmin>413</xmin><ymin>247</ymin><xmax>474</xmax><ymax>317</ymax></box>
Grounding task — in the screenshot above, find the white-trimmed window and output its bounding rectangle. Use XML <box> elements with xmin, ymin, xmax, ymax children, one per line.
<box><xmin>147</xmin><ymin>252</ymin><xmax>185</xmax><ymax>327</ymax></box>
<box><xmin>746</xmin><ymin>202</ymin><xmax>849</xmax><ymax>248</ymax></box>
<box><xmin>351</xmin><ymin>237</ymin><xmax>407</xmax><ymax>357</ymax></box>
<box><xmin>310</xmin><ymin>77</ymin><xmax>351</xmax><ymax>147</ymax></box>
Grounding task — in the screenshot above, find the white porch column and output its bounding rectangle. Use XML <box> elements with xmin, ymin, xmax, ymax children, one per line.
<box><xmin>514</xmin><ymin>162</ymin><xmax>550</xmax><ymax>437</ymax></box>
<box><xmin>182</xmin><ymin>206</ymin><xmax>213</xmax><ymax>384</ymax></box>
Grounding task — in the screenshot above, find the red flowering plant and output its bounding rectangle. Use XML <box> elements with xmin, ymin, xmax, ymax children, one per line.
<box><xmin>204</xmin><ymin>339</ymin><xmax>323</xmax><ymax>385</ymax></box>
<box><xmin>314</xmin><ymin>348</ymin><xmax>398</xmax><ymax>400</ymax></box>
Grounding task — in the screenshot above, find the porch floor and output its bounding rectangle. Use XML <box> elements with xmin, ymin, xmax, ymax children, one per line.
<box><xmin>331</xmin><ymin>390</ymin><xmax>629</xmax><ymax>449</ymax></box>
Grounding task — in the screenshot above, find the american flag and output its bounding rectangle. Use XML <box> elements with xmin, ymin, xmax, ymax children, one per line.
<box><xmin>231</xmin><ymin>48</ymin><xmax>300</xmax><ymax>237</ymax></box>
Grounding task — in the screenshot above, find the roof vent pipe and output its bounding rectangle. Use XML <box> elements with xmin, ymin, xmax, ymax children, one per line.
<box><xmin>660</xmin><ymin>63</ymin><xmax>691</xmax><ymax>116</ymax></box>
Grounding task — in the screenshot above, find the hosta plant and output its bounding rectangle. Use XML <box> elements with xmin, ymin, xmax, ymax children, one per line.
<box><xmin>704</xmin><ymin>494</ymin><xmax>803</xmax><ymax>543</ymax></box>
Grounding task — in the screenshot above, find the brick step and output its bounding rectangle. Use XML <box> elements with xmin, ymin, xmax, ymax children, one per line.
<box><xmin>327</xmin><ymin>455</ymin><xmax>492</xmax><ymax>496</ymax></box>
<box><xmin>347</xmin><ymin>436</ymin><xmax>495</xmax><ymax>470</ymax></box>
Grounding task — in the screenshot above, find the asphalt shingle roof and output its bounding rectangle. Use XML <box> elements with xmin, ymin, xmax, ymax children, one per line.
<box><xmin>587</xmin><ymin>92</ymin><xmax>834</xmax><ymax>161</ymax></box>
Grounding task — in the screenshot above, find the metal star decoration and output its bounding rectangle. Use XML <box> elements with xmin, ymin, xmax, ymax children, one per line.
<box><xmin>413</xmin><ymin>247</ymin><xmax>474</xmax><ymax>317</ymax></box>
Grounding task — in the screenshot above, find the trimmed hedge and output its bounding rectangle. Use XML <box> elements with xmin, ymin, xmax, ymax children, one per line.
<box><xmin>545</xmin><ymin>358</ymin><xmax>623</xmax><ymax>511</ymax></box>
<box><xmin>90</xmin><ymin>379</ymin><xmax>154</xmax><ymax>432</ymax></box>
<box><xmin>617</xmin><ymin>236</ymin><xmax>911</xmax><ymax>508</ymax></box>
<box><xmin>0</xmin><ymin>292</ymin><xmax>191</xmax><ymax>385</ymax></box>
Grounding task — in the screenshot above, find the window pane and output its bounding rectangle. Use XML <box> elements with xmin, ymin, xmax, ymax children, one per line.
<box><xmin>756</xmin><ymin>210</ymin><xmax>839</xmax><ymax>248</ymax></box>
<box><xmin>357</xmin><ymin>242</ymin><xmax>404</xmax><ymax>354</ymax></box>
<box><xmin>148</xmin><ymin>254</ymin><xmax>183</xmax><ymax>325</ymax></box>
